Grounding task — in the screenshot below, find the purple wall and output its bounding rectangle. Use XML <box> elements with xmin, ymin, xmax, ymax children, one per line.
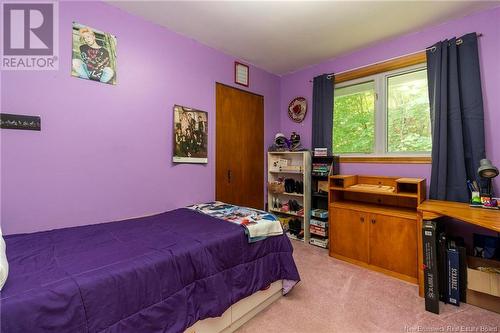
<box><xmin>279</xmin><ymin>6</ymin><xmax>500</xmax><ymax>191</ymax></box>
<box><xmin>3</xmin><ymin>3</ymin><xmax>500</xmax><ymax>236</ymax></box>
<box><xmin>0</xmin><ymin>1</ymin><xmax>281</xmax><ymax>235</ymax></box>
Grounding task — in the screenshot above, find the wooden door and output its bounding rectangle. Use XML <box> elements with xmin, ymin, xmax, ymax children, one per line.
<box><xmin>330</xmin><ymin>207</ymin><xmax>369</xmax><ymax>262</ymax></box>
<box><xmin>216</xmin><ymin>83</ymin><xmax>264</xmax><ymax>209</ymax></box>
<box><xmin>369</xmin><ymin>214</ymin><xmax>417</xmax><ymax>278</ymax></box>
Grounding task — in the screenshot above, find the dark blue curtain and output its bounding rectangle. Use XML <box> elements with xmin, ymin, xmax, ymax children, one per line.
<box><xmin>312</xmin><ymin>74</ymin><xmax>334</xmax><ymax>151</ymax></box>
<box><xmin>426</xmin><ymin>33</ymin><xmax>485</xmax><ymax>202</ymax></box>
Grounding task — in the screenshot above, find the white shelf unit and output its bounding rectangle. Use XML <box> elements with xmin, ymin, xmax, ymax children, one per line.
<box><xmin>267</xmin><ymin>151</ymin><xmax>311</xmax><ymax>242</ymax></box>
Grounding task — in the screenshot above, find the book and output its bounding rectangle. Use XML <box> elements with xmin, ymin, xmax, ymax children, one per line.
<box><xmin>310</xmin><ymin>219</ymin><xmax>328</xmax><ymax>228</ymax></box>
<box><xmin>423</xmin><ymin>220</ymin><xmax>440</xmax><ymax>314</ymax></box>
<box><xmin>309</xmin><ymin>237</ymin><xmax>328</xmax><ymax>248</ymax></box>
<box><xmin>311</xmin><ymin>209</ymin><xmax>328</xmax><ymax>218</ymax></box>
<box><xmin>458</xmin><ymin>245</ymin><xmax>467</xmax><ymax>302</ymax></box>
<box><xmin>312</xmin><ymin>162</ymin><xmax>331</xmax><ymax>177</ymax></box>
<box><xmin>438</xmin><ymin>232</ymin><xmax>448</xmax><ymax>303</ymax></box>
<box><xmin>313</xmin><ymin>148</ymin><xmax>328</xmax><ymax>156</ymax></box>
<box><xmin>309</xmin><ymin>225</ymin><xmax>327</xmax><ymax>237</ymax></box>
<box><xmin>448</xmin><ymin>237</ymin><xmax>467</xmax><ymax>303</ymax></box>
<box><xmin>447</xmin><ymin>246</ymin><xmax>460</xmax><ymax>306</ymax></box>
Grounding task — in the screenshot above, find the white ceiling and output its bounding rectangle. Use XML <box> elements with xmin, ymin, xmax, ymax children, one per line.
<box><xmin>108</xmin><ymin>1</ymin><xmax>499</xmax><ymax>75</ymax></box>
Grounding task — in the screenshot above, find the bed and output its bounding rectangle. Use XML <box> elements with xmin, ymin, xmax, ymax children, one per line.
<box><xmin>1</xmin><ymin>206</ymin><xmax>300</xmax><ymax>333</ymax></box>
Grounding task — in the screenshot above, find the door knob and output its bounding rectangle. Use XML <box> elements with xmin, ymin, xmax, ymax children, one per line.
<box><xmin>360</xmin><ymin>217</ymin><xmax>365</xmax><ymax>223</ymax></box>
<box><xmin>371</xmin><ymin>219</ymin><xmax>376</xmax><ymax>224</ymax></box>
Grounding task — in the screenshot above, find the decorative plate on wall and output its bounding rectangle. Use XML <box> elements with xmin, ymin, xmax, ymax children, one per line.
<box><xmin>288</xmin><ymin>97</ymin><xmax>307</xmax><ymax>123</ymax></box>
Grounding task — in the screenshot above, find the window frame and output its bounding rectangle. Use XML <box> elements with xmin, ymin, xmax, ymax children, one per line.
<box><xmin>333</xmin><ymin>63</ymin><xmax>431</xmax><ymax>161</ymax></box>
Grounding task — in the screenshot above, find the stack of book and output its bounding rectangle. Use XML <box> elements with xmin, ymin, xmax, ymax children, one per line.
<box><xmin>313</xmin><ymin>148</ymin><xmax>328</xmax><ymax>157</ymax></box>
<box><xmin>312</xmin><ymin>163</ymin><xmax>331</xmax><ymax>177</ymax></box>
<box><xmin>423</xmin><ymin>221</ymin><xmax>467</xmax><ymax>314</ymax></box>
<box><xmin>310</xmin><ymin>219</ymin><xmax>328</xmax><ymax>237</ymax></box>
<box><xmin>309</xmin><ymin>210</ymin><xmax>329</xmax><ymax>248</ymax></box>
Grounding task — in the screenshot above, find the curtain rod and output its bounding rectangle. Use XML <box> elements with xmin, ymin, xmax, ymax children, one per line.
<box><xmin>309</xmin><ymin>33</ymin><xmax>483</xmax><ymax>82</ymax></box>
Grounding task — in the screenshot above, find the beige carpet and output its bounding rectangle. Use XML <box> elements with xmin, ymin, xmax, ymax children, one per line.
<box><xmin>236</xmin><ymin>241</ymin><xmax>500</xmax><ymax>332</ymax></box>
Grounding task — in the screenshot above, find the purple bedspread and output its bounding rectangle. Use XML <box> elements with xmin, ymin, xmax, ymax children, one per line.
<box><xmin>1</xmin><ymin>208</ymin><xmax>299</xmax><ymax>333</ymax></box>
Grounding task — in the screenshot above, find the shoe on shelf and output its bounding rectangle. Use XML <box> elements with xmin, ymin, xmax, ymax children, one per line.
<box><xmin>297</xmin><ymin>230</ymin><xmax>304</xmax><ymax>239</ymax></box>
<box><xmin>289</xmin><ymin>219</ymin><xmax>301</xmax><ymax>235</ymax></box>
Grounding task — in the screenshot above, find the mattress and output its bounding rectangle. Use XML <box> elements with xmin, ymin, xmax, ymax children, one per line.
<box><xmin>1</xmin><ymin>208</ymin><xmax>300</xmax><ymax>333</ymax></box>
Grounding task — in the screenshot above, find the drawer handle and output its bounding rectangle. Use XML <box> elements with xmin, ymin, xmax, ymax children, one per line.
<box><xmin>360</xmin><ymin>217</ymin><xmax>364</xmax><ymax>223</ymax></box>
<box><xmin>371</xmin><ymin>219</ymin><xmax>376</xmax><ymax>224</ymax></box>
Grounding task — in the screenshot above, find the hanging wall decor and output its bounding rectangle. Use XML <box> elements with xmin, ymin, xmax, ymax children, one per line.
<box><xmin>0</xmin><ymin>113</ymin><xmax>41</xmax><ymax>131</ymax></box>
<box><xmin>173</xmin><ymin>105</ymin><xmax>208</xmax><ymax>164</ymax></box>
<box><xmin>235</xmin><ymin>62</ymin><xmax>249</xmax><ymax>87</ymax></box>
<box><xmin>288</xmin><ymin>97</ymin><xmax>307</xmax><ymax>123</ymax></box>
<box><xmin>71</xmin><ymin>22</ymin><xmax>117</xmax><ymax>85</ymax></box>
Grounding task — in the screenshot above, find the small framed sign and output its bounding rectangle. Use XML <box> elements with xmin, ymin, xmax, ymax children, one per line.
<box><xmin>0</xmin><ymin>113</ymin><xmax>41</xmax><ymax>131</ymax></box>
<box><xmin>235</xmin><ymin>61</ymin><xmax>249</xmax><ymax>87</ymax></box>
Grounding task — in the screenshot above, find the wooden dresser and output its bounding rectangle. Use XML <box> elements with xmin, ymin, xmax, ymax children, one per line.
<box><xmin>328</xmin><ymin>175</ymin><xmax>426</xmax><ymax>284</ymax></box>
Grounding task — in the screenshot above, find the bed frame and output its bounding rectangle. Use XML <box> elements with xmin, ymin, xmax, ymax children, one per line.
<box><xmin>184</xmin><ymin>280</ymin><xmax>283</xmax><ymax>333</ymax></box>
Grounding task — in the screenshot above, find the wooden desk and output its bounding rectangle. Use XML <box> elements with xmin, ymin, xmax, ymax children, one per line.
<box><xmin>329</xmin><ymin>175</ymin><xmax>425</xmax><ymax>284</ymax></box>
<box><xmin>417</xmin><ymin>199</ymin><xmax>500</xmax><ymax>296</ymax></box>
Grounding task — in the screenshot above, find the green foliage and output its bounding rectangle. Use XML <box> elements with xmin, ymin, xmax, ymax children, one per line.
<box><xmin>333</xmin><ymin>71</ymin><xmax>431</xmax><ymax>154</ymax></box>
<box><xmin>387</xmin><ymin>75</ymin><xmax>431</xmax><ymax>153</ymax></box>
<box><xmin>333</xmin><ymin>90</ymin><xmax>375</xmax><ymax>153</ymax></box>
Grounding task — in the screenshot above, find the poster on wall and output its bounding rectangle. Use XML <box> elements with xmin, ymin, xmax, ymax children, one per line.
<box><xmin>71</xmin><ymin>22</ymin><xmax>117</xmax><ymax>85</ymax></box>
<box><xmin>173</xmin><ymin>105</ymin><xmax>208</xmax><ymax>164</ymax></box>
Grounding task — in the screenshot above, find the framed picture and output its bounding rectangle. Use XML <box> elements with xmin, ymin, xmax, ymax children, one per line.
<box><xmin>71</xmin><ymin>22</ymin><xmax>117</xmax><ymax>85</ymax></box>
<box><xmin>0</xmin><ymin>113</ymin><xmax>41</xmax><ymax>131</ymax></box>
<box><xmin>235</xmin><ymin>61</ymin><xmax>249</xmax><ymax>87</ymax></box>
<box><xmin>173</xmin><ymin>105</ymin><xmax>208</xmax><ymax>164</ymax></box>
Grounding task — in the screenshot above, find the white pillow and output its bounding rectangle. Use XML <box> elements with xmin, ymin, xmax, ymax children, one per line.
<box><xmin>0</xmin><ymin>227</ymin><xmax>9</xmax><ymax>290</ymax></box>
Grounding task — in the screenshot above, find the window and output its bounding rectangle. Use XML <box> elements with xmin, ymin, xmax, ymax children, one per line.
<box><xmin>333</xmin><ymin>64</ymin><xmax>431</xmax><ymax>157</ymax></box>
<box><xmin>333</xmin><ymin>81</ymin><xmax>376</xmax><ymax>154</ymax></box>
